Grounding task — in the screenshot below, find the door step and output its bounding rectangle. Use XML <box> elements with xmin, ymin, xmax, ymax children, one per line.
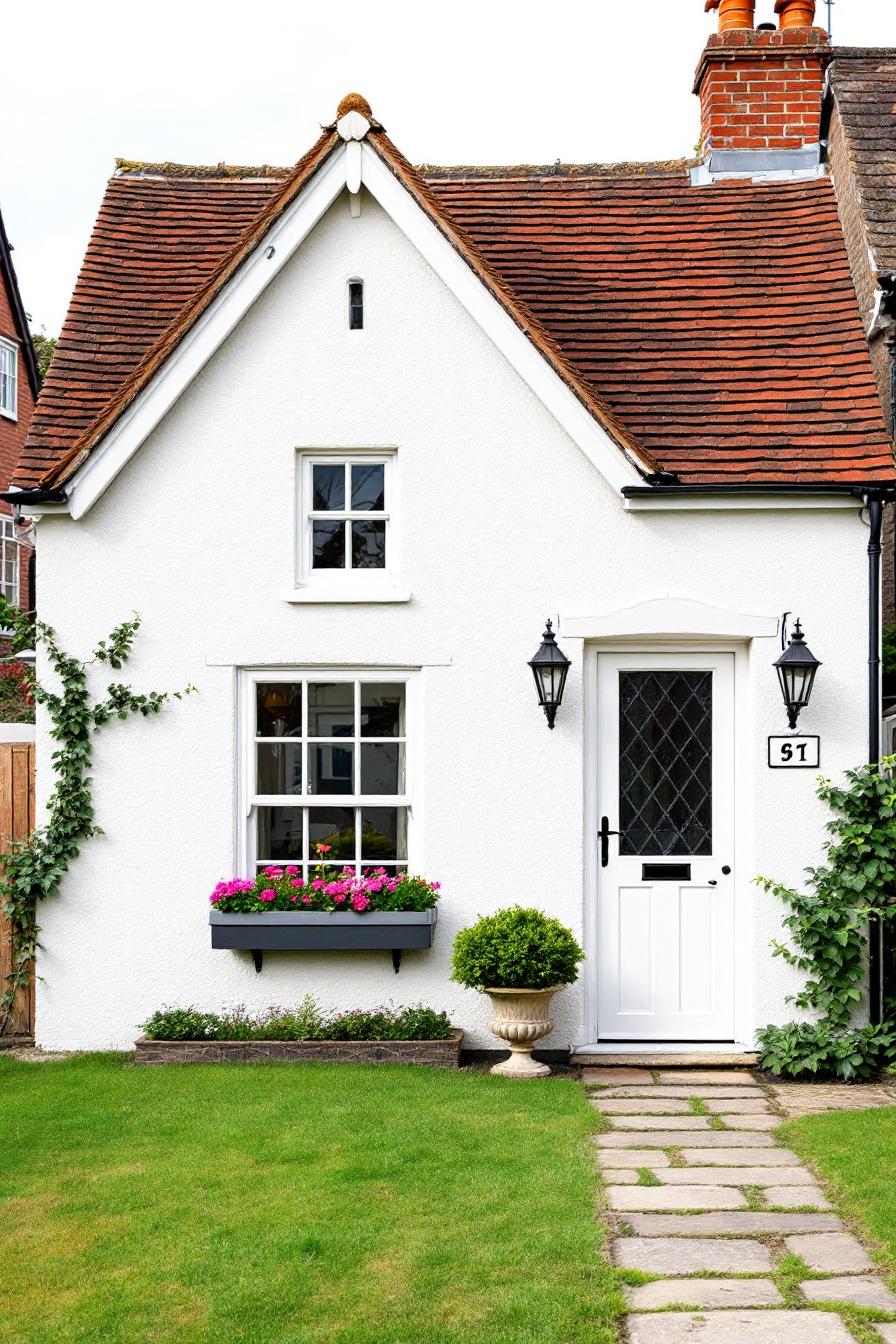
<box><xmin>572</xmin><ymin>1043</ymin><xmax>757</xmax><ymax>1068</ymax></box>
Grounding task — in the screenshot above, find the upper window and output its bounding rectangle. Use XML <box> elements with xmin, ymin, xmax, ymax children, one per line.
<box><xmin>348</xmin><ymin>280</ymin><xmax>363</xmax><ymax>330</ymax></box>
<box><xmin>245</xmin><ymin>673</ymin><xmax>410</xmax><ymax>879</ymax></box>
<box><xmin>0</xmin><ymin>516</ymin><xmax>18</xmax><ymax>604</ymax></box>
<box><xmin>0</xmin><ymin>340</ymin><xmax>17</xmax><ymax>420</ymax></box>
<box><xmin>301</xmin><ymin>454</ymin><xmax>391</xmax><ymax>579</ymax></box>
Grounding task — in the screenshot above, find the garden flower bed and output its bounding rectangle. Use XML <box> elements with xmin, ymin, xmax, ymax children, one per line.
<box><xmin>135</xmin><ymin>1001</ymin><xmax>462</xmax><ymax>1067</ymax></box>
<box><xmin>209</xmin><ymin>849</ymin><xmax>441</xmax><ymax>972</ymax></box>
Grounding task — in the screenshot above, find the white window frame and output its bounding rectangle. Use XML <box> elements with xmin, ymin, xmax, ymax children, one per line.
<box><xmin>238</xmin><ymin>668</ymin><xmax>419</xmax><ymax>879</ymax></box>
<box><xmin>289</xmin><ymin>449</ymin><xmax>408</xmax><ymax>602</ymax></box>
<box><xmin>0</xmin><ymin>515</ymin><xmax>19</xmax><ymax>605</ymax></box>
<box><xmin>0</xmin><ymin>339</ymin><xmax>17</xmax><ymax>421</ymax></box>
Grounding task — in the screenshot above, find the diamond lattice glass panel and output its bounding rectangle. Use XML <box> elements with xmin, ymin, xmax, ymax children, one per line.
<box><xmin>618</xmin><ymin>670</ymin><xmax>712</xmax><ymax>856</ymax></box>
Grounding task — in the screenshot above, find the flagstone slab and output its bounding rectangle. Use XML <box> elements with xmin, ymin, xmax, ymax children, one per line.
<box><xmin>599</xmin><ymin>1167</ymin><xmax>638</xmax><ymax>1183</ymax></box>
<box><xmin>599</xmin><ymin>1086</ymin><xmax>764</xmax><ymax>1100</ymax></box>
<box><xmin>653</xmin><ymin>1165</ymin><xmax>811</xmax><ymax>1186</ymax></box>
<box><xmin>596</xmin><ymin>1147</ymin><xmax>671</xmax><ymax>1168</ymax></box>
<box><xmin>768</xmin><ymin>1184</ymin><xmax>832</xmax><ymax>1209</ymax></box>
<box><xmin>656</xmin><ymin>1071</ymin><xmax>757</xmax><ymax>1085</ymax></box>
<box><xmin>581</xmin><ymin>1067</ymin><xmax>654</xmax><ymax>1085</ymax></box>
<box><xmin>599</xmin><ymin>1131</ymin><xmax>775</xmax><ymax>1149</ymax></box>
<box><xmin>784</xmin><ymin>1232</ymin><xmax>873</xmax><ymax>1272</ymax></box>
<box><xmin>717</xmin><ymin>1114</ymin><xmax>783</xmax><ymax>1130</ymax></box>
<box><xmin>614</xmin><ymin>1236</ymin><xmax>773</xmax><ymax>1274</ymax></box>
<box><xmin>703</xmin><ymin>1097</ymin><xmax>771</xmax><ymax>1113</ymax></box>
<box><xmin>606</xmin><ymin>1184</ymin><xmax>748</xmax><ymax>1211</ymax></box>
<box><xmin>680</xmin><ymin>1142</ymin><xmax>793</xmax><ymax>1161</ymax></box>
<box><xmin>591</xmin><ymin>1098</ymin><xmax>693</xmax><ymax>1115</ymax></box>
<box><xmin>612</xmin><ymin>1114</ymin><xmax>711</xmax><ymax>1130</ymax></box>
<box><xmin>801</xmin><ymin>1276</ymin><xmax>896</xmax><ymax>1310</ymax></box>
<box><xmin>626</xmin><ymin>1212</ymin><xmax>843</xmax><ymax>1236</ymax></box>
<box><xmin>874</xmin><ymin>1326</ymin><xmax>896</xmax><ymax>1342</ymax></box>
<box><xmin>626</xmin><ymin>1310</ymin><xmax>855</xmax><ymax>1343</ymax></box>
<box><xmin>626</xmin><ymin>1278</ymin><xmax>784</xmax><ymax>1310</ymax></box>
<box><xmin>771</xmin><ymin>1083</ymin><xmax>896</xmax><ymax>1109</ymax></box>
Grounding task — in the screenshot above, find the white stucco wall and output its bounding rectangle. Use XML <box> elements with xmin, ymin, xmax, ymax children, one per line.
<box><xmin>32</xmin><ymin>186</ymin><xmax>870</xmax><ymax>1050</ymax></box>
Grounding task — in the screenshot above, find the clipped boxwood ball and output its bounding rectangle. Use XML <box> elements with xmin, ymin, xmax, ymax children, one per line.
<box><xmin>451</xmin><ymin>906</ymin><xmax>583</xmax><ymax>991</ymax></box>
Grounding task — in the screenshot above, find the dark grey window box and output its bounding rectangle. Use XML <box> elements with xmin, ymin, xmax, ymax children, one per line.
<box><xmin>210</xmin><ymin>908</ymin><xmax>437</xmax><ymax>973</ymax></box>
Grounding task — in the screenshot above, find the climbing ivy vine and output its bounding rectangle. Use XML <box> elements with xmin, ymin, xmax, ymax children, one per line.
<box><xmin>755</xmin><ymin>757</ymin><xmax>896</xmax><ymax>1080</ymax></box>
<box><xmin>0</xmin><ymin>598</ymin><xmax>194</xmax><ymax>1035</ymax></box>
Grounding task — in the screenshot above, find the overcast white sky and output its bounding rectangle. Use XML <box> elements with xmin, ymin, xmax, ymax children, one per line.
<box><xmin>4</xmin><ymin>0</ymin><xmax>895</xmax><ymax>334</ymax></box>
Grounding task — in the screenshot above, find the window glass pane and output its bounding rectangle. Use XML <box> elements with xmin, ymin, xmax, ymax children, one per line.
<box><xmin>257</xmin><ymin>744</ymin><xmax>303</xmax><ymax>794</ymax></box>
<box><xmin>360</xmin><ymin>742</ymin><xmax>403</xmax><ymax>794</ymax></box>
<box><xmin>256</xmin><ymin>683</ymin><xmax>302</xmax><ymax>737</ymax></box>
<box><xmin>312</xmin><ymin>463</ymin><xmax>345</xmax><ymax>510</ymax></box>
<box><xmin>351</xmin><ymin>520</ymin><xmax>386</xmax><ymax>569</ymax></box>
<box><xmin>257</xmin><ymin>807</ymin><xmax>304</xmax><ymax>862</ymax></box>
<box><xmin>308</xmin><ymin>683</ymin><xmax>354</xmax><ymax>737</ymax></box>
<box><xmin>312</xmin><ymin>520</ymin><xmax>345</xmax><ymax>569</ymax></box>
<box><xmin>309</xmin><ymin>743</ymin><xmax>354</xmax><ymax>795</ymax></box>
<box><xmin>360</xmin><ymin>683</ymin><xmax>405</xmax><ymax>738</ymax></box>
<box><xmin>619</xmin><ymin>670</ymin><xmax>713</xmax><ymax>856</ymax></box>
<box><xmin>351</xmin><ymin>463</ymin><xmax>384</xmax><ymax>511</ymax></box>
<box><xmin>361</xmin><ymin>807</ymin><xmax>406</xmax><ymax>861</ymax></box>
<box><xmin>308</xmin><ymin>807</ymin><xmax>355</xmax><ymax>861</ymax></box>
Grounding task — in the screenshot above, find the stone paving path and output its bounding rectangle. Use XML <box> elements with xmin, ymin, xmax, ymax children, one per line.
<box><xmin>585</xmin><ymin>1067</ymin><xmax>896</xmax><ymax>1343</ymax></box>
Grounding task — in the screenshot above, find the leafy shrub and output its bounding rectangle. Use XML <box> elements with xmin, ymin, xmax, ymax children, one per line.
<box><xmin>756</xmin><ymin>1021</ymin><xmax>896</xmax><ymax>1083</ymax></box>
<box><xmin>451</xmin><ymin>906</ymin><xmax>583</xmax><ymax>991</ymax></box>
<box><xmin>142</xmin><ymin>1006</ymin><xmax>220</xmax><ymax>1040</ymax></box>
<box><xmin>142</xmin><ymin>998</ymin><xmax>454</xmax><ymax>1042</ymax></box>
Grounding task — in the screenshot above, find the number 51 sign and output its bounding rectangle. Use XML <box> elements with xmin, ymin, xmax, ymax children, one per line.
<box><xmin>768</xmin><ymin>735</ymin><xmax>820</xmax><ymax>769</ymax></box>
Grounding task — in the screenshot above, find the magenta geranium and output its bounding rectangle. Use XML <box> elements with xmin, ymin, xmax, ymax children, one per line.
<box><xmin>209</xmin><ymin>844</ymin><xmax>440</xmax><ymax>915</ymax></box>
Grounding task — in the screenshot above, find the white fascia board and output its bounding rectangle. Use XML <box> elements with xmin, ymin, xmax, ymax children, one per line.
<box><xmin>63</xmin><ymin>149</ymin><xmax>350</xmax><ymax>520</ymax></box>
<box><xmin>624</xmin><ymin>492</ymin><xmax>861</xmax><ymax>512</ymax></box>
<box><xmin>359</xmin><ymin>145</ymin><xmax>643</xmax><ymax>496</ymax></box>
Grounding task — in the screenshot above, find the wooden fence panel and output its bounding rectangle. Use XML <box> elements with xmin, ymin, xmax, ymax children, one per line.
<box><xmin>0</xmin><ymin>742</ymin><xmax>35</xmax><ymax>1037</ymax></box>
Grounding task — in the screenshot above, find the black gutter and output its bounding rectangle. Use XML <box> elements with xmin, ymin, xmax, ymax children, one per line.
<box><xmin>0</xmin><ymin>206</ymin><xmax>41</xmax><ymax>401</ymax></box>
<box><xmin>867</xmin><ymin>494</ymin><xmax>885</xmax><ymax>1025</ymax></box>
<box><xmin>0</xmin><ymin>487</ymin><xmax>67</xmax><ymax>507</ymax></box>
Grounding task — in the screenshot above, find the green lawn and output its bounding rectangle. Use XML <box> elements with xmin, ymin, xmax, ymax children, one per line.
<box><xmin>0</xmin><ymin>1054</ymin><xmax>622</xmax><ymax>1344</ymax></box>
<box><xmin>780</xmin><ymin>1106</ymin><xmax>896</xmax><ymax>1283</ymax></box>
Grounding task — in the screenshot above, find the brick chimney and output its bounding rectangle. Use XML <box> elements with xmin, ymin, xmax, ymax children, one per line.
<box><xmin>696</xmin><ymin>0</ymin><xmax>832</xmax><ymax>162</ymax></box>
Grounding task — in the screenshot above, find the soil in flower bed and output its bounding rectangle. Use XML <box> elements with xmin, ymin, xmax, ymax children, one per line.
<box><xmin>135</xmin><ymin>1032</ymin><xmax>463</xmax><ymax>1067</ymax></box>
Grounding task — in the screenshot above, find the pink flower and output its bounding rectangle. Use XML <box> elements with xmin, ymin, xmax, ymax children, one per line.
<box><xmin>311</xmin><ymin>879</ymin><xmax>325</xmax><ymax>891</ymax></box>
<box><xmin>209</xmin><ymin>892</ymin><xmax>222</xmax><ymax>903</ymax></box>
<box><xmin>290</xmin><ymin>879</ymin><xmax>303</xmax><ymax>888</ymax></box>
<box><xmin>315</xmin><ymin>843</ymin><xmax>332</xmax><ymax>855</ymax></box>
<box><xmin>259</xmin><ymin>888</ymin><xmax>276</xmax><ymax>903</ymax></box>
<box><xmin>263</xmin><ymin>866</ymin><xmax>284</xmax><ymax>878</ymax></box>
<box><xmin>333</xmin><ymin>892</ymin><xmax>347</xmax><ymax>905</ymax></box>
<box><xmin>431</xmin><ymin>882</ymin><xmax>441</xmax><ymax>891</ymax></box>
<box><xmin>352</xmin><ymin>894</ymin><xmax>370</xmax><ymax>912</ymax></box>
<box><xmin>285</xmin><ymin>865</ymin><xmax>299</xmax><ymax>875</ymax></box>
<box><xmin>289</xmin><ymin>894</ymin><xmax>298</xmax><ymax>902</ymax></box>
<box><xmin>302</xmin><ymin>895</ymin><xmax>311</xmax><ymax>906</ymax></box>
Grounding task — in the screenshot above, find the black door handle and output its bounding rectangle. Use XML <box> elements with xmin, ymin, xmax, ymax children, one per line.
<box><xmin>599</xmin><ymin>816</ymin><xmax>621</xmax><ymax>868</ymax></box>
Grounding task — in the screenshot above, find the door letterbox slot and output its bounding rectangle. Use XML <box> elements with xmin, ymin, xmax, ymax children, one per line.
<box><xmin>641</xmin><ymin>863</ymin><xmax>691</xmax><ymax>882</ymax></box>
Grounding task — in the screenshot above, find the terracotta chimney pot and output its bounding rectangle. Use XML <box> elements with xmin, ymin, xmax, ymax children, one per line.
<box><xmin>774</xmin><ymin>0</ymin><xmax>817</xmax><ymax>27</ymax></box>
<box><xmin>705</xmin><ymin>0</ymin><xmax>756</xmax><ymax>31</ymax></box>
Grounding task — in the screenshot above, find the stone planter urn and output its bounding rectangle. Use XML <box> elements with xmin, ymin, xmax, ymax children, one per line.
<box><xmin>486</xmin><ymin>986</ymin><xmax>562</xmax><ymax>1078</ymax></box>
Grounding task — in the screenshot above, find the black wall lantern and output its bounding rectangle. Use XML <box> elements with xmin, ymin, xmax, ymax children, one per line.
<box><xmin>529</xmin><ymin>619</ymin><xmax>570</xmax><ymax>729</ymax></box>
<box><xmin>774</xmin><ymin>618</ymin><xmax>821</xmax><ymax>730</ymax></box>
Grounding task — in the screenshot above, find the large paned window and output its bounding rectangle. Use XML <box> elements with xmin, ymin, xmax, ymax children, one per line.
<box><xmin>0</xmin><ymin>340</ymin><xmax>17</xmax><ymax>420</ymax></box>
<box><xmin>245</xmin><ymin>673</ymin><xmax>409</xmax><ymax>878</ymax></box>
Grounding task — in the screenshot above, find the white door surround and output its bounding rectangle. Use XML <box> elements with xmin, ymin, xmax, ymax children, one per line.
<box><xmin>580</xmin><ymin>641</ymin><xmax>750</xmax><ymax>1049</ymax></box>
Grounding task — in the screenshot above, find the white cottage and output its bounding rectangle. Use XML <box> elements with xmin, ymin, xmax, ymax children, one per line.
<box><xmin>11</xmin><ymin>5</ymin><xmax>896</xmax><ymax>1056</ymax></box>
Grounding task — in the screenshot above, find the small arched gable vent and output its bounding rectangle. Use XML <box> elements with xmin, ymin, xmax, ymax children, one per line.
<box><xmin>348</xmin><ymin>280</ymin><xmax>364</xmax><ymax>330</ymax></box>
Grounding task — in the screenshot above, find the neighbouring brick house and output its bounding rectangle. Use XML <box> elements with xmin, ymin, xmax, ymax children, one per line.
<box><xmin>0</xmin><ymin>205</ymin><xmax>38</xmax><ymax>617</ymax></box>
<box><xmin>9</xmin><ymin>0</ymin><xmax>896</xmax><ymax>1054</ymax></box>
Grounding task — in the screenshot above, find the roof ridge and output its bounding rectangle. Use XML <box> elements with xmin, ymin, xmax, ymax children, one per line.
<box><xmin>115</xmin><ymin>158</ymin><xmax>291</xmax><ymax>181</ymax></box>
<box><xmin>419</xmin><ymin>160</ymin><xmax>696</xmax><ymax>180</ymax></box>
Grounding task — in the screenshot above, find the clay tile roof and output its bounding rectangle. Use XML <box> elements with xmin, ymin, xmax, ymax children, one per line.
<box><xmin>828</xmin><ymin>49</ymin><xmax>896</xmax><ymax>276</ymax></box>
<box><xmin>18</xmin><ymin>123</ymin><xmax>895</xmax><ymax>491</ymax></box>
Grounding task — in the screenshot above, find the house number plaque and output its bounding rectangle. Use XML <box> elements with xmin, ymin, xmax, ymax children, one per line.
<box><xmin>767</xmin><ymin>735</ymin><xmax>820</xmax><ymax>769</ymax></box>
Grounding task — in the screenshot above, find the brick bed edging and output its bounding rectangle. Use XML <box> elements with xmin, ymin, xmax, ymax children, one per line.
<box><xmin>134</xmin><ymin>1030</ymin><xmax>464</xmax><ymax>1068</ymax></box>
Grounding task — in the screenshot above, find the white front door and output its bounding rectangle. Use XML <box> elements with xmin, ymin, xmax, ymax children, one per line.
<box><xmin>596</xmin><ymin>652</ymin><xmax>735</xmax><ymax>1041</ymax></box>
